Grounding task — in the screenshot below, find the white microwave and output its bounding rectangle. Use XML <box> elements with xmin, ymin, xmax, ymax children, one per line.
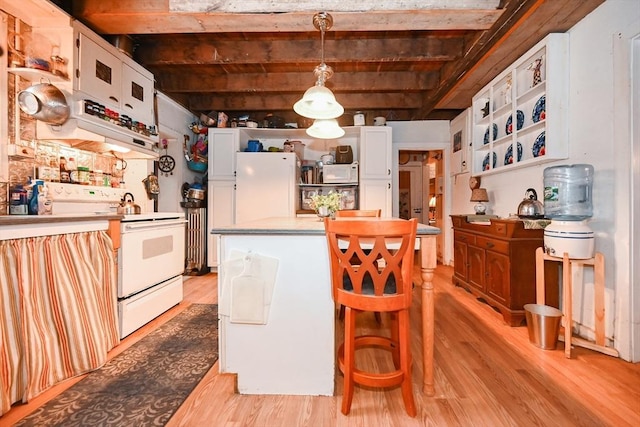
<box><xmin>323</xmin><ymin>163</ymin><xmax>358</xmax><ymax>184</ymax></box>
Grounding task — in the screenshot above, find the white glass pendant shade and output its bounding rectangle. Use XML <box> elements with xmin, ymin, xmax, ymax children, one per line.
<box><xmin>306</xmin><ymin>118</ymin><xmax>345</xmax><ymax>139</ymax></box>
<box><xmin>293</xmin><ymin>85</ymin><xmax>344</xmax><ymax>120</ymax></box>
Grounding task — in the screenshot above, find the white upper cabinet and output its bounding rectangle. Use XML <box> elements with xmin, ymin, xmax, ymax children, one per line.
<box><xmin>359</xmin><ymin>127</ymin><xmax>392</xmax><ymax>180</ymax></box>
<box><xmin>121</xmin><ymin>63</ymin><xmax>155</xmax><ymax>125</ymax></box>
<box><xmin>76</xmin><ymin>32</ymin><xmax>122</xmax><ymax>110</ymax></box>
<box><xmin>74</xmin><ymin>22</ymin><xmax>156</xmax><ymax>126</ymax></box>
<box><xmin>208</xmin><ymin>128</ymin><xmax>240</xmax><ymax>180</ymax></box>
<box><xmin>471</xmin><ymin>33</ymin><xmax>569</xmax><ymax>176</ymax></box>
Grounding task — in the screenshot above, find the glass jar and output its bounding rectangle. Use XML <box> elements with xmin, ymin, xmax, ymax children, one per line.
<box><xmin>77</xmin><ymin>166</ymin><xmax>90</xmax><ymax>185</ymax></box>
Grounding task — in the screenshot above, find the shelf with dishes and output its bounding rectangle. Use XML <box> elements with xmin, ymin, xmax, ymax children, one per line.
<box><xmin>470</xmin><ymin>33</ymin><xmax>568</xmax><ymax>176</ymax></box>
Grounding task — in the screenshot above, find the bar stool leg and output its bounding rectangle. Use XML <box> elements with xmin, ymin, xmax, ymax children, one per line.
<box><xmin>563</xmin><ymin>253</ymin><xmax>572</xmax><ymax>358</ymax></box>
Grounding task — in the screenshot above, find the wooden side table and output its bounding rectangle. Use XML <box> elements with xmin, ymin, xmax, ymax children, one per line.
<box><xmin>535</xmin><ymin>247</ymin><xmax>618</xmax><ymax>358</ymax></box>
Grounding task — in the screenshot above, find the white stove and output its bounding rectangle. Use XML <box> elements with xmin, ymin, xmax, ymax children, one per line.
<box><xmin>47</xmin><ymin>182</ymin><xmax>186</xmax><ymax>338</ymax></box>
<box><xmin>121</xmin><ymin>211</ymin><xmax>184</xmax><ymax>222</ymax></box>
<box><xmin>118</xmin><ymin>210</ymin><xmax>186</xmax><ymax>338</ymax></box>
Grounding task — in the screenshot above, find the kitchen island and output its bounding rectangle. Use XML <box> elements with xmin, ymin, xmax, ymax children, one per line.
<box><xmin>212</xmin><ymin>217</ymin><xmax>439</xmax><ymax>397</ymax></box>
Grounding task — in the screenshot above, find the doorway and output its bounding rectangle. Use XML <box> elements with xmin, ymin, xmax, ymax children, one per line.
<box><xmin>398</xmin><ymin>150</ymin><xmax>444</xmax><ymax>261</ymax></box>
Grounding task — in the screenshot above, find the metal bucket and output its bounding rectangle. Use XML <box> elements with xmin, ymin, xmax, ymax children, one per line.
<box><xmin>524</xmin><ymin>304</ymin><xmax>563</xmax><ymax>350</ymax></box>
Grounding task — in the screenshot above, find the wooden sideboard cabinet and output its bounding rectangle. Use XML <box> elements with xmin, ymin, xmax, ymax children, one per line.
<box><xmin>451</xmin><ymin>215</ymin><xmax>558</xmax><ymax>326</ymax></box>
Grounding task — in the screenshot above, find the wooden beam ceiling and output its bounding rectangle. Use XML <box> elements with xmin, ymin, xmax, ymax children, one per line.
<box><xmin>63</xmin><ymin>0</ymin><xmax>603</xmax><ymax>123</ymax></box>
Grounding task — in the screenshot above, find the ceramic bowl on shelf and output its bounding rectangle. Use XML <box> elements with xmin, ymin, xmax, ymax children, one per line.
<box><xmin>532</xmin><ymin>132</ymin><xmax>546</xmax><ymax>157</ymax></box>
<box><xmin>532</xmin><ymin>95</ymin><xmax>546</xmax><ymax>123</ymax></box>
<box><xmin>505</xmin><ymin>110</ymin><xmax>524</xmax><ymax>135</ymax></box>
<box><xmin>483</xmin><ymin>152</ymin><xmax>497</xmax><ymax>170</ymax></box>
<box><xmin>504</xmin><ymin>142</ymin><xmax>523</xmax><ymax>165</ymax></box>
<box><xmin>483</xmin><ymin>123</ymin><xmax>498</xmax><ymax>145</ymax></box>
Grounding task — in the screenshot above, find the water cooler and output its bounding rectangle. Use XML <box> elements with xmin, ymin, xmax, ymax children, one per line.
<box><xmin>542</xmin><ymin>164</ymin><xmax>594</xmax><ymax>259</ymax></box>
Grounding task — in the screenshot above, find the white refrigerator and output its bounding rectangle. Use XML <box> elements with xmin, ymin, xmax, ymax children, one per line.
<box><xmin>235</xmin><ymin>152</ymin><xmax>299</xmax><ymax>224</ymax></box>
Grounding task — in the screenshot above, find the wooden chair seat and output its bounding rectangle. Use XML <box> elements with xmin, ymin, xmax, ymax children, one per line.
<box><xmin>324</xmin><ymin>217</ymin><xmax>418</xmax><ymax>417</ymax></box>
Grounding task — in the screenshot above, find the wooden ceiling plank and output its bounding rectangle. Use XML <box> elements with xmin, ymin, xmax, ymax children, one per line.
<box><xmin>135</xmin><ymin>34</ymin><xmax>466</xmax><ymax>65</ymax></box>
<box><xmin>155</xmin><ymin>71</ymin><xmax>439</xmax><ymax>92</ymax></box>
<box><xmin>72</xmin><ymin>10</ymin><xmax>503</xmax><ymax>34</ymax></box>
<box><xmin>186</xmin><ymin>91</ymin><xmax>423</xmax><ymax>111</ymax></box>
<box><xmin>169</xmin><ymin>0</ymin><xmax>501</xmax><ymax>13</ymax></box>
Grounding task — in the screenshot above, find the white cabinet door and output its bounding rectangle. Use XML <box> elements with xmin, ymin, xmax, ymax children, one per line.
<box><xmin>360</xmin><ymin>127</ymin><xmax>392</xmax><ymax>180</ymax></box>
<box><xmin>359</xmin><ymin>179</ymin><xmax>392</xmax><ymax>217</ymax></box>
<box><xmin>121</xmin><ymin>63</ymin><xmax>155</xmax><ymax>124</ymax></box>
<box><xmin>76</xmin><ymin>32</ymin><xmax>122</xmax><ymax>110</ymax></box>
<box><xmin>207</xmin><ymin>180</ymin><xmax>236</xmax><ymax>268</ymax></box>
<box><xmin>450</xmin><ymin>108</ymin><xmax>471</xmax><ymax>175</ymax></box>
<box><xmin>208</xmin><ymin>128</ymin><xmax>240</xmax><ymax>180</ymax></box>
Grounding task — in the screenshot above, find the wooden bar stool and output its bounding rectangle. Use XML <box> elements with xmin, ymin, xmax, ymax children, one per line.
<box><xmin>324</xmin><ymin>217</ymin><xmax>418</xmax><ymax>416</ymax></box>
<box><xmin>535</xmin><ymin>247</ymin><xmax>617</xmax><ymax>358</ymax></box>
<box><xmin>334</xmin><ymin>209</ymin><xmax>383</xmax><ymax>324</ymax></box>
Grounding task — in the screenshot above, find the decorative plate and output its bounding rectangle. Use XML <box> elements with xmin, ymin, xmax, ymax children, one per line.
<box><xmin>504</xmin><ymin>142</ymin><xmax>523</xmax><ymax>165</ymax></box>
<box><xmin>505</xmin><ymin>110</ymin><xmax>525</xmax><ymax>135</ymax></box>
<box><xmin>483</xmin><ymin>123</ymin><xmax>498</xmax><ymax>145</ymax></box>
<box><xmin>532</xmin><ymin>132</ymin><xmax>546</xmax><ymax>157</ymax></box>
<box><xmin>532</xmin><ymin>95</ymin><xmax>546</xmax><ymax>123</ymax></box>
<box><xmin>483</xmin><ymin>152</ymin><xmax>497</xmax><ymax>170</ymax></box>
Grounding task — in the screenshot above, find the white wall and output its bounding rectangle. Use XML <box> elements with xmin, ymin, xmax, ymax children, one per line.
<box><xmin>448</xmin><ymin>0</ymin><xmax>639</xmax><ymax>361</ymax></box>
<box><xmin>156</xmin><ymin>92</ymin><xmax>199</xmax><ymax>213</ymax></box>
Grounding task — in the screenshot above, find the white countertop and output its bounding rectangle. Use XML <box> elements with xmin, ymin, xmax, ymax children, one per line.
<box><xmin>211</xmin><ymin>216</ymin><xmax>440</xmax><ymax>236</ymax></box>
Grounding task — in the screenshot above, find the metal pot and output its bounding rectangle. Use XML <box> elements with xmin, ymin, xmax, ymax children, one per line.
<box><xmin>517</xmin><ymin>188</ymin><xmax>545</xmax><ymax>219</ymax></box>
<box><xmin>117</xmin><ymin>192</ymin><xmax>141</xmax><ymax>215</ymax></box>
<box><xmin>187</xmin><ymin>187</ymin><xmax>206</xmax><ymax>201</ymax></box>
<box><xmin>17</xmin><ymin>83</ymin><xmax>70</xmax><ymax>125</ymax></box>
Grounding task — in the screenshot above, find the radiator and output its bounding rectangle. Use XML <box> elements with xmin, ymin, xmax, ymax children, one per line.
<box><xmin>184</xmin><ymin>207</ymin><xmax>207</xmax><ymax>275</ymax></box>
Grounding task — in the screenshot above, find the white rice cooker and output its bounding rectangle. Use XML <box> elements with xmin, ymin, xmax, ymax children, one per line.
<box><xmin>543</xmin><ymin>220</ymin><xmax>594</xmax><ymax>259</ymax></box>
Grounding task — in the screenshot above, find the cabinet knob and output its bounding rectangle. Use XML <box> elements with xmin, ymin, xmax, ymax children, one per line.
<box><xmin>486</xmin><ymin>242</ymin><xmax>495</xmax><ymax>248</ymax></box>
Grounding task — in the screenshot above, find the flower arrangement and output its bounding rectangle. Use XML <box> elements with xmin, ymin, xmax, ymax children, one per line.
<box><xmin>310</xmin><ymin>192</ymin><xmax>342</xmax><ymax>216</ymax></box>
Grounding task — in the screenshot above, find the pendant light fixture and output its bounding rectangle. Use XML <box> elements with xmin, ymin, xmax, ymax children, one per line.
<box><xmin>306</xmin><ymin>118</ymin><xmax>346</xmax><ymax>139</ymax></box>
<box><xmin>294</xmin><ymin>12</ymin><xmax>345</xmax><ymax>137</ymax></box>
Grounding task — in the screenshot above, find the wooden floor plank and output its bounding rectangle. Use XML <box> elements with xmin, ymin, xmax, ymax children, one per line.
<box><xmin>2</xmin><ymin>265</ymin><xmax>639</xmax><ymax>427</ymax></box>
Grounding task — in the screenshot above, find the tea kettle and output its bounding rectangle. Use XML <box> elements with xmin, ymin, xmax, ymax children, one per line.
<box><xmin>517</xmin><ymin>188</ymin><xmax>545</xmax><ymax>219</ymax></box>
<box><xmin>117</xmin><ymin>192</ymin><xmax>141</xmax><ymax>215</ymax></box>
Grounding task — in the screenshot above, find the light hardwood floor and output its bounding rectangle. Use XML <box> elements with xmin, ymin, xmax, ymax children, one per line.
<box><xmin>3</xmin><ymin>265</ymin><xmax>639</xmax><ymax>427</ymax></box>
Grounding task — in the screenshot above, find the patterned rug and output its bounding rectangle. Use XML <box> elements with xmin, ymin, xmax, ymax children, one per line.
<box><xmin>16</xmin><ymin>304</ymin><xmax>218</xmax><ymax>427</ymax></box>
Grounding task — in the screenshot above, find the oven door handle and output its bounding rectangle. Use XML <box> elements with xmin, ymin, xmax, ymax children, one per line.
<box><xmin>122</xmin><ymin>219</ymin><xmax>187</xmax><ymax>232</ymax></box>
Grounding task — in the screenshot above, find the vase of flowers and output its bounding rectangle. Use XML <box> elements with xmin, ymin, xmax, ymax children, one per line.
<box><xmin>310</xmin><ymin>192</ymin><xmax>342</xmax><ymax>219</ymax></box>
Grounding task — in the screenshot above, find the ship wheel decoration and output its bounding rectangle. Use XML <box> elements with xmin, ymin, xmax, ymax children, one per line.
<box><xmin>157</xmin><ymin>138</ymin><xmax>175</xmax><ymax>176</ymax></box>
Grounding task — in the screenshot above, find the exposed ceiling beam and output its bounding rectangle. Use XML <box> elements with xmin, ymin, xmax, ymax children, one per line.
<box><xmin>154</xmin><ymin>71</ymin><xmax>440</xmax><ymax>93</ymax></box>
<box><xmin>72</xmin><ymin>1</ymin><xmax>503</xmax><ymax>34</ymax></box>
<box><xmin>187</xmin><ymin>91</ymin><xmax>424</xmax><ymax>112</ymax></box>
<box><xmin>135</xmin><ymin>33</ymin><xmax>466</xmax><ymax>66</ymax></box>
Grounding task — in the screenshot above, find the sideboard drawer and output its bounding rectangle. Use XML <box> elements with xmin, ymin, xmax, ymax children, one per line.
<box><xmin>475</xmin><ymin>236</ymin><xmax>509</xmax><ymax>254</ymax></box>
<box><xmin>454</xmin><ymin>231</ymin><xmax>476</xmax><ymax>245</ymax></box>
